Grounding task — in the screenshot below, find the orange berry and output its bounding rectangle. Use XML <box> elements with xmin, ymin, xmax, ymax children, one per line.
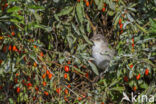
<box><xmin>67</xmin><ymin>60</ymin><xmax>71</xmax><ymax>64</ymax></box>
<box><xmin>44</xmin><ymin>91</ymin><xmax>49</xmax><ymax>96</ymax></box>
<box><xmin>67</xmin><ymin>84</ymin><xmax>71</xmax><ymax>88</ymax></box>
<box><xmin>43</xmin><ymin>81</ymin><xmax>47</xmax><ymax>86</ymax></box>
<box><xmin>133</xmin><ymin>86</ymin><xmax>137</xmax><ymax>91</ymax></box>
<box><xmin>132</xmin><ymin>43</ymin><xmax>134</xmax><ymax>47</ymax></box>
<box><xmin>12</xmin><ymin>46</ymin><xmax>17</xmax><ymax>51</ymax></box>
<box><xmin>42</xmin><ymin>73</ymin><xmax>46</xmax><ymax>79</ymax></box>
<box><xmin>145</xmin><ymin>69</ymin><xmax>149</xmax><ymax>76</ymax></box>
<box><xmin>77</xmin><ymin>0</ymin><xmax>80</xmax><ymax>2</ymax></box>
<box><xmin>0</xmin><ymin>36</ymin><xmax>3</xmax><ymax>40</ymax></box>
<box><xmin>33</xmin><ymin>62</ymin><xmax>37</xmax><ymax>67</ymax></box>
<box><xmin>48</xmin><ymin>73</ymin><xmax>52</xmax><ymax>79</ymax></box>
<box><xmin>34</xmin><ymin>45</ymin><xmax>37</xmax><ymax>48</ymax></box>
<box><xmin>119</xmin><ymin>18</ymin><xmax>122</xmax><ymax>25</ymax></box>
<box><xmin>16</xmin><ymin>73</ymin><xmax>19</xmax><ymax>77</ymax></box>
<box><xmin>64</xmin><ymin>73</ymin><xmax>68</xmax><ymax>79</ymax></box>
<box><xmin>64</xmin><ymin>96</ymin><xmax>68</xmax><ymax>102</ymax></box>
<box><xmin>86</xmin><ymin>1</ymin><xmax>89</xmax><ymax>7</ymax></box>
<box><xmin>132</xmin><ymin>38</ymin><xmax>134</xmax><ymax>43</ymax></box>
<box><xmin>136</xmin><ymin>74</ymin><xmax>141</xmax><ymax>80</ymax></box>
<box><xmin>16</xmin><ymin>87</ymin><xmax>20</xmax><ymax>93</ymax></box>
<box><xmin>64</xmin><ymin>66</ymin><xmax>69</xmax><ymax>72</ymax></box>
<box><xmin>102</xmin><ymin>8</ymin><xmax>106</xmax><ymax>12</ymax></box>
<box><xmin>35</xmin><ymin>86</ymin><xmax>39</xmax><ymax>91</ymax></box>
<box><xmin>46</xmin><ymin>70</ymin><xmax>50</xmax><ymax>75</ymax></box>
<box><xmin>56</xmin><ymin>88</ymin><xmax>61</xmax><ymax>94</ymax></box>
<box><xmin>64</xmin><ymin>89</ymin><xmax>68</xmax><ymax>95</ymax></box>
<box><xmin>78</xmin><ymin>97</ymin><xmax>82</xmax><ymax>101</ymax></box>
<box><xmin>8</xmin><ymin>45</ymin><xmax>12</xmax><ymax>51</ymax></box>
<box><xmin>101</xmin><ymin>103</ymin><xmax>104</xmax><ymax>104</ymax></box>
<box><xmin>40</xmin><ymin>52</ymin><xmax>44</xmax><ymax>57</ymax></box>
<box><xmin>11</xmin><ymin>32</ymin><xmax>15</xmax><ymax>36</ymax></box>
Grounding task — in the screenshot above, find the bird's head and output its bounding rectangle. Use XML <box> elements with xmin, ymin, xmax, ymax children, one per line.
<box><xmin>91</xmin><ymin>34</ymin><xmax>106</xmax><ymax>46</ymax></box>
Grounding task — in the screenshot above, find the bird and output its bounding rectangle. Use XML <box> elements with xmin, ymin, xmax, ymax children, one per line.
<box><xmin>91</xmin><ymin>33</ymin><xmax>115</xmax><ymax>72</ymax></box>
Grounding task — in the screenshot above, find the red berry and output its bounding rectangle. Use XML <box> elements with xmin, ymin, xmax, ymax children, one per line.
<box><xmin>11</xmin><ymin>32</ymin><xmax>15</xmax><ymax>36</ymax></box>
<box><xmin>78</xmin><ymin>97</ymin><xmax>82</xmax><ymax>101</ymax></box>
<box><xmin>64</xmin><ymin>73</ymin><xmax>68</xmax><ymax>79</ymax></box>
<box><xmin>130</xmin><ymin>64</ymin><xmax>133</xmax><ymax>69</ymax></box>
<box><xmin>35</xmin><ymin>86</ymin><xmax>39</xmax><ymax>91</ymax></box>
<box><xmin>120</xmin><ymin>24</ymin><xmax>123</xmax><ymax>29</ymax></box>
<box><xmin>0</xmin><ymin>60</ymin><xmax>2</xmax><ymax>65</ymax></box>
<box><xmin>133</xmin><ymin>86</ymin><xmax>137</xmax><ymax>91</ymax></box>
<box><xmin>136</xmin><ymin>74</ymin><xmax>141</xmax><ymax>80</ymax></box>
<box><xmin>44</xmin><ymin>91</ymin><xmax>49</xmax><ymax>96</ymax></box>
<box><xmin>42</xmin><ymin>73</ymin><xmax>46</xmax><ymax>79</ymax></box>
<box><xmin>40</xmin><ymin>52</ymin><xmax>44</xmax><ymax>57</ymax></box>
<box><xmin>8</xmin><ymin>45</ymin><xmax>12</xmax><ymax>51</ymax></box>
<box><xmin>43</xmin><ymin>81</ymin><xmax>47</xmax><ymax>86</ymax></box>
<box><xmin>64</xmin><ymin>89</ymin><xmax>68</xmax><ymax>95</ymax></box>
<box><xmin>102</xmin><ymin>8</ymin><xmax>106</xmax><ymax>12</ymax></box>
<box><xmin>104</xmin><ymin>3</ymin><xmax>107</xmax><ymax>7</ymax></box>
<box><xmin>119</xmin><ymin>18</ymin><xmax>122</xmax><ymax>25</ymax></box>
<box><xmin>132</xmin><ymin>38</ymin><xmax>134</xmax><ymax>43</ymax></box>
<box><xmin>85</xmin><ymin>73</ymin><xmax>89</xmax><ymax>78</ymax></box>
<box><xmin>145</xmin><ymin>69</ymin><xmax>149</xmax><ymax>76</ymax></box>
<box><xmin>124</xmin><ymin>76</ymin><xmax>128</xmax><ymax>82</ymax></box>
<box><xmin>64</xmin><ymin>66</ymin><xmax>69</xmax><ymax>72</ymax></box>
<box><xmin>56</xmin><ymin>88</ymin><xmax>61</xmax><ymax>94</ymax></box>
<box><xmin>4</xmin><ymin>3</ymin><xmax>8</xmax><ymax>8</ymax></box>
<box><xmin>48</xmin><ymin>73</ymin><xmax>53</xmax><ymax>79</ymax></box>
<box><xmin>12</xmin><ymin>46</ymin><xmax>17</xmax><ymax>51</ymax></box>
<box><xmin>27</xmin><ymin>82</ymin><xmax>32</xmax><ymax>87</ymax></box>
<box><xmin>16</xmin><ymin>87</ymin><xmax>20</xmax><ymax>93</ymax></box>
<box><xmin>67</xmin><ymin>84</ymin><xmax>71</xmax><ymax>88</ymax></box>
<box><xmin>46</xmin><ymin>70</ymin><xmax>50</xmax><ymax>75</ymax></box>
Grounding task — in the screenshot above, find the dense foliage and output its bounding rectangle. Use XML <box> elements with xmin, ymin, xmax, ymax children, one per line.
<box><xmin>0</xmin><ymin>0</ymin><xmax>155</xmax><ymax>103</ymax></box>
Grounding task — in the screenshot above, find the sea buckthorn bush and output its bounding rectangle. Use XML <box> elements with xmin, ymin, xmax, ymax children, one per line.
<box><xmin>0</xmin><ymin>0</ymin><xmax>155</xmax><ymax>103</ymax></box>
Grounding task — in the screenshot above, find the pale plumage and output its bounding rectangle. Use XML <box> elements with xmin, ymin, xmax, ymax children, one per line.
<box><xmin>91</xmin><ymin>34</ymin><xmax>115</xmax><ymax>70</ymax></box>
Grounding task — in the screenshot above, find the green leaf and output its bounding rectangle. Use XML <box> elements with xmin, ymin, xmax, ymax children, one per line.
<box><xmin>108</xmin><ymin>11</ymin><xmax>115</xmax><ymax>16</ymax></box>
<box><xmin>76</xmin><ymin>3</ymin><xmax>84</xmax><ymax>24</ymax></box>
<box><xmin>135</xmin><ymin>23</ymin><xmax>148</xmax><ymax>33</ymax></box>
<box><xmin>7</xmin><ymin>6</ymin><xmax>21</xmax><ymax>13</ymax></box>
<box><xmin>9</xmin><ymin>98</ymin><xmax>14</xmax><ymax>104</ymax></box>
<box><xmin>16</xmin><ymin>54</ymin><xmax>26</xmax><ymax>64</ymax></box>
<box><xmin>88</xmin><ymin>61</ymin><xmax>99</xmax><ymax>75</ymax></box>
<box><xmin>72</xmin><ymin>23</ymin><xmax>81</xmax><ymax>35</ymax></box>
<box><xmin>82</xmin><ymin>35</ymin><xmax>93</xmax><ymax>45</ymax></box>
<box><xmin>57</xmin><ymin>6</ymin><xmax>73</xmax><ymax>16</ymax></box>
<box><xmin>110</xmin><ymin>87</ymin><xmax>125</xmax><ymax>91</ymax></box>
